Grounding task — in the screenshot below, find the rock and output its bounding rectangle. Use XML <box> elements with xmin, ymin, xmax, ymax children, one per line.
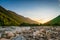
<box><xmin>16</xmin><ymin>31</ymin><xmax>21</xmax><ymax>34</ymax></box>
<box><xmin>6</xmin><ymin>32</ymin><xmax>15</xmax><ymax>39</ymax></box>
<box><xmin>33</xmin><ymin>31</ymin><xmax>40</xmax><ymax>36</ymax></box>
<box><xmin>56</xmin><ymin>28</ymin><xmax>60</xmax><ymax>31</ymax></box>
<box><xmin>1</xmin><ymin>33</ymin><xmax>7</xmax><ymax>38</ymax></box>
<box><xmin>15</xmin><ymin>34</ymin><xmax>20</xmax><ymax>37</ymax></box>
<box><xmin>12</xmin><ymin>35</ymin><xmax>26</xmax><ymax>40</ymax></box>
<box><xmin>0</xmin><ymin>38</ymin><xmax>10</xmax><ymax>40</ymax></box>
<box><xmin>0</xmin><ymin>26</ymin><xmax>60</xmax><ymax>40</ymax></box>
<box><xmin>40</xmin><ymin>29</ymin><xmax>46</xmax><ymax>33</ymax></box>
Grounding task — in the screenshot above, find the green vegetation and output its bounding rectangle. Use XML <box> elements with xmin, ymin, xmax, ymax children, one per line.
<box><xmin>0</xmin><ymin>6</ymin><xmax>38</xmax><ymax>26</ymax></box>
<box><xmin>0</xmin><ymin>12</ymin><xmax>19</xmax><ymax>26</ymax></box>
<box><xmin>0</xmin><ymin>6</ymin><xmax>60</xmax><ymax>26</ymax></box>
<box><xmin>20</xmin><ymin>22</ymin><xmax>41</xmax><ymax>26</ymax></box>
<box><xmin>44</xmin><ymin>15</ymin><xmax>60</xmax><ymax>26</ymax></box>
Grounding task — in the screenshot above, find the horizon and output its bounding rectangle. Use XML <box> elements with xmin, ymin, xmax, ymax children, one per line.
<box><xmin>0</xmin><ymin>0</ymin><xmax>60</xmax><ymax>24</ymax></box>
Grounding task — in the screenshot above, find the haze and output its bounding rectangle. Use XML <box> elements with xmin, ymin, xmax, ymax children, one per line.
<box><xmin>0</xmin><ymin>0</ymin><xmax>60</xmax><ymax>23</ymax></box>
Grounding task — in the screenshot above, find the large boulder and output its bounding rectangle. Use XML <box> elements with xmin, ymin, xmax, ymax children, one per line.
<box><xmin>6</xmin><ymin>32</ymin><xmax>15</xmax><ymax>38</ymax></box>
<box><xmin>40</xmin><ymin>29</ymin><xmax>46</xmax><ymax>33</ymax></box>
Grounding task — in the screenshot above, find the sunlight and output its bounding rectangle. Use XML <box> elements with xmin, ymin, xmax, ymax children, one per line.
<box><xmin>34</xmin><ymin>19</ymin><xmax>48</xmax><ymax>24</ymax></box>
<box><xmin>29</xmin><ymin>16</ymin><xmax>55</xmax><ymax>24</ymax></box>
<box><xmin>30</xmin><ymin>18</ymin><xmax>49</xmax><ymax>24</ymax></box>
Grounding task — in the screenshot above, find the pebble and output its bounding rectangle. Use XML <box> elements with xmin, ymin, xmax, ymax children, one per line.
<box><xmin>0</xmin><ymin>26</ymin><xmax>60</xmax><ymax>40</ymax></box>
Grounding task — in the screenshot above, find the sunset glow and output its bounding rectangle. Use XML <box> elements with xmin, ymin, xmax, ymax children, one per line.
<box><xmin>30</xmin><ymin>18</ymin><xmax>51</xmax><ymax>24</ymax></box>
<box><xmin>0</xmin><ymin>0</ymin><xmax>60</xmax><ymax>23</ymax></box>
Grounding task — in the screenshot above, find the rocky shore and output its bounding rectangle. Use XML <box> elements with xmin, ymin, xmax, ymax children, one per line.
<box><xmin>0</xmin><ymin>26</ymin><xmax>60</xmax><ymax>40</ymax></box>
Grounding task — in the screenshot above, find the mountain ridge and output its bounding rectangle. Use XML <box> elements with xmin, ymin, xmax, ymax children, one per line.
<box><xmin>44</xmin><ymin>15</ymin><xmax>60</xmax><ymax>26</ymax></box>
<box><xmin>0</xmin><ymin>6</ymin><xmax>38</xmax><ymax>26</ymax></box>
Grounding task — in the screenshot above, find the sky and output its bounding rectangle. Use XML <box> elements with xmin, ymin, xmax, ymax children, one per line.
<box><xmin>0</xmin><ymin>0</ymin><xmax>60</xmax><ymax>23</ymax></box>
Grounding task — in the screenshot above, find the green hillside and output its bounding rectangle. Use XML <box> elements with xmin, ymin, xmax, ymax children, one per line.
<box><xmin>0</xmin><ymin>6</ymin><xmax>38</xmax><ymax>26</ymax></box>
<box><xmin>44</xmin><ymin>15</ymin><xmax>60</xmax><ymax>26</ymax></box>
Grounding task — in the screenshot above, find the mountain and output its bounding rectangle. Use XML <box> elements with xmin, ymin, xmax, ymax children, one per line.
<box><xmin>44</xmin><ymin>15</ymin><xmax>60</xmax><ymax>26</ymax></box>
<box><xmin>0</xmin><ymin>6</ymin><xmax>38</xmax><ymax>26</ymax></box>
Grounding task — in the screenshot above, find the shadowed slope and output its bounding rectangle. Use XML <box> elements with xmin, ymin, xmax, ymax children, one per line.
<box><xmin>0</xmin><ymin>6</ymin><xmax>38</xmax><ymax>26</ymax></box>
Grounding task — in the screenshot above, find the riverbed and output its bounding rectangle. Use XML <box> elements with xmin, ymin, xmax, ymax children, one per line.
<box><xmin>0</xmin><ymin>26</ymin><xmax>60</xmax><ymax>40</ymax></box>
